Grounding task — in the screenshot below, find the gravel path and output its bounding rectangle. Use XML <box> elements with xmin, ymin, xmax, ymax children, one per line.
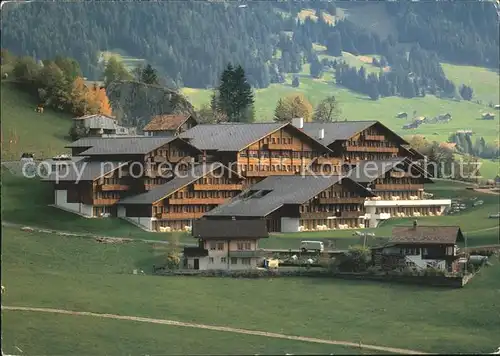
<box><xmin>1</xmin><ymin>305</ymin><xmax>428</xmax><ymax>355</ymax></box>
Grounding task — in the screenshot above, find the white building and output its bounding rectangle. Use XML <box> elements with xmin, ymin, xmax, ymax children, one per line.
<box><xmin>183</xmin><ymin>219</ymin><xmax>268</xmax><ymax>271</ymax></box>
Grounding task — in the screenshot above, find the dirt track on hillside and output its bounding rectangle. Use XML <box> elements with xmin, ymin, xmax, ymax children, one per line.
<box><xmin>2</xmin><ymin>305</ymin><xmax>427</xmax><ymax>355</ymax></box>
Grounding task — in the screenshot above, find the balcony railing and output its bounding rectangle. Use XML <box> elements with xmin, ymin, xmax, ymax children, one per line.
<box><xmin>318</xmin><ymin>197</ymin><xmax>365</xmax><ymax>204</ymax></box>
<box><xmin>345</xmin><ymin>145</ymin><xmax>399</xmax><ymax>153</ymax></box>
<box><xmin>100</xmin><ymin>184</ymin><xmax>130</xmax><ymax>191</ymax></box>
<box><xmin>266</xmin><ymin>143</ymin><xmax>295</xmax><ymax>150</ymax></box>
<box><xmin>193</xmin><ymin>184</ymin><xmax>243</xmax><ymax>191</ymax></box>
<box><xmin>156</xmin><ymin>212</ymin><xmax>205</xmax><ymax>220</ymax></box>
<box><xmin>93</xmin><ymin>198</ymin><xmax>120</xmax><ymax>205</ymax></box>
<box><xmin>315</xmin><ymin>156</ymin><xmax>339</xmax><ymax>165</ymax></box>
<box><xmin>363</xmin><ymin>135</ymin><xmax>385</xmax><ymax>141</ymax></box>
<box><xmin>341</xmin><ymin>210</ymin><xmax>363</xmax><ymax>218</ymax></box>
<box><xmin>301</xmin><ymin>211</ymin><xmax>362</xmax><ymax>219</ymax></box>
<box><xmin>243</xmin><ymin>170</ymin><xmax>297</xmax><ymax>177</ymax></box>
<box><xmin>168</xmin><ymin>198</ymin><xmax>227</xmax><ymax>205</ymax></box>
<box><xmin>373</xmin><ymin>184</ymin><xmax>424</xmax><ymax>190</ymax></box>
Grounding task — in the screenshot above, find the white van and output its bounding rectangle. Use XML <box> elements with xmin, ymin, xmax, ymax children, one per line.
<box><xmin>300</xmin><ymin>241</ymin><xmax>324</xmax><ymax>253</ymax></box>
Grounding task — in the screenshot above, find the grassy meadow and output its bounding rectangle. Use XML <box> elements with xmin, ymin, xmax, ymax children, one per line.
<box><xmin>182</xmin><ymin>53</ymin><xmax>500</xmax><ymax>147</ymax></box>
<box><xmin>2</xmin><ymin>226</ymin><xmax>500</xmax><ymax>354</ymax></box>
<box><xmin>1</xmin><ymin>82</ymin><xmax>73</xmax><ymax>160</ymax></box>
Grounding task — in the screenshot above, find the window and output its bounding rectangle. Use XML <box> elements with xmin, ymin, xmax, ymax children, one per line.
<box><xmin>210</xmin><ymin>242</ymin><xmax>216</xmax><ymax>250</ymax></box>
<box><xmin>241</xmin><ymin>258</ymin><xmax>251</xmax><ymax>265</ymax></box>
<box><xmin>217</xmin><ymin>242</ymin><xmax>224</xmax><ymax>251</ymax></box>
<box><xmin>231</xmin><ymin>257</ymin><xmax>238</xmax><ymax>265</ymax></box>
<box><xmin>209</xmin><ymin>257</ymin><xmax>214</xmax><ymax>264</ymax></box>
<box><xmin>221</xmin><ymin>257</ymin><xmax>227</xmax><ymax>263</ymax></box>
<box><xmin>237</xmin><ymin>242</ymin><xmax>251</xmax><ymax>250</ymax></box>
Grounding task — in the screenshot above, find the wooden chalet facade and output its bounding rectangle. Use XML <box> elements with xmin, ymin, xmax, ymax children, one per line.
<box><xmin>44</xmin><ymin>119</ymin><xmax>450</xmax><ymax>233</ymax></box>
<box><xmin>143</xmin><ymin>114</ymin><xmax>197</xmax><ymax>137</ymax></box>
<box><xmin>180</xmin><ymin>122</ymin><xmax>339</xmax><ymax>186</ymax></box>
<box><xmin>203</xmin><ymin>175</ymin><xmax>375</xmax><ymax>232</ymax></box>
<box><xmin>46</xmin><ymin>136</ymin><xmax>201</xmax><ymax>218</ymax></box>
<box><xmin>183</xmin><ymin>219</ymin><xmax>268</xmax><ymax>270</ymax></box>
<box><xmin>117</xmin><ymin>163</ymin><xmax>244</xmax><ymax>231</ymax></box>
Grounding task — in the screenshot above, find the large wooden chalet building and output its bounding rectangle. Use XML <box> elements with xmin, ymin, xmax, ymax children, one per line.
<box><xmin>43</xmin><ymin>117</ymin><xmax>451</xmax><ymax>232</ymax></box>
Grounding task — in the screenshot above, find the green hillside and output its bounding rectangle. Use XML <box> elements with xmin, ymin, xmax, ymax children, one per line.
<box><xmin>182</xmin><ymin>51</ymin><xmax>500</xmax><ymax>145</ymax></box>
<box><xmin>1</xmin><ymin>82</ymin><xmax>72</xmax><ymax>160</ymax></box>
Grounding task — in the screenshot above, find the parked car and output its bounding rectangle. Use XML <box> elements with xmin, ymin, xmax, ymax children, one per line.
<box><xmin>488</xmin><ymin>213</ymin><xmax>500</xmax><ymax>218</ymax></box>
<box><xmin>300</xmin><ymin>241</ymin><xmax>324</xmax><ymax>253</ymax></box>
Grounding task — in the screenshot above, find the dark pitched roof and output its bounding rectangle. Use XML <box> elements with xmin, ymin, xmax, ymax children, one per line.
<box><xmin>302</xmin><ymin>121</ymin><xmax>408</xmax><ymax>146</ymax></box>
<box><xmin>78</xmin><ymin>137</ymin><xmax>178</xmax><ymax>155</ymax></box>
<box><xmin>143</xmin><ymin>114</ymin><xmax>192</xmax><ymax>131</ymax></box>
<box><xmin>180</xmin><ymin>123</ymin><xmax>284</xmax><ymax>151</ymax></box>
<box><xmin>66</xmin><ymin>137</ymin><xmax>200</xmax><ymax>156</ymax></box>
<box><xmin>193</xmin><ymin>219</ymin><xmax>269</xmax><ymax>239</ymax></box>
<box><xmin>302</xmin><ymin>121</ymin><xmax>377</xmax><ymax>145</ymax></box>
<box><xmin>205</xmin><ymin>175</ymin><xmax>374</xmax><ymax>217</ymax></box>
<box><xmin>42</xmin><ymin>160</ymin><xmax>129</xmax><ymax>182</ymax></box>
<box><xmin>179</xmin><ymin>122</ymin><xmax>332</xmax><ymax>153</ymax></box>
<box><xmin>118</xmin><ymin>163</ymin><xmax>241</xmax><ymax>205</ymax></box>
<box><xmin>390</xmin><ymin>225</ymin><xmax>464</xmax><ymax>245</ymax></box>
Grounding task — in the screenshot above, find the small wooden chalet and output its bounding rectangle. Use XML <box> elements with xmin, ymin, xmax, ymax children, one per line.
<box><xmin>372</xmin><ymin>222</ymin><xmax>464</xmax><ymax>272</ymax></box>
<box><xmin>72</xmin><ymin>114</ymin><xmax>131</xmax><ymax>137</ymax></box>
<box><xmin>143</xmin><ymin>114</ymin><xmax>197</xmax><ymax>137</ymax></box>
<box><xmin>203</xmin><ymin>175</ymin><xmax>375</xmax><ymax>232</ymax></box>
<box><xmin>183</xmin><ymin>219</ymin><xmax>268</xmax><ymax>270</ymax></box>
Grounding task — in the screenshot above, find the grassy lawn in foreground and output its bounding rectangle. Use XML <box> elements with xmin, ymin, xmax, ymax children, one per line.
<box><xmin>2</xmin><ymin>227</ymin><xmax>499</xmax><ymax>354</ymax></box>
<box><xmin>1</xmin><ymin>312</ymin><xmax>366</xmax><ymax>355</ymax></box>
<box><xmin>1</xmin><ymin>82</ymin><xmax>73</xmax><ymax>160</ymax></box>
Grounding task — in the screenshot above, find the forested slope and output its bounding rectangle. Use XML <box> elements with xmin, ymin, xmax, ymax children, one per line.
<box><xmin>1</xmin><ymin>1</ymin><xmax>498</xmax><ymax>100</ymax></box>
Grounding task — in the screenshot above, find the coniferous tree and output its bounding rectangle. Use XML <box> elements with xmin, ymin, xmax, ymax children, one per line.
<box><xmin>215</xmin><ymin>63</ymin><xmax>255</xmax><ymax>123</ymax></box>
<box><xmin>141</xmin><ymin>64</ymin><xmax>159</xmax><ymax>85</ymax></box>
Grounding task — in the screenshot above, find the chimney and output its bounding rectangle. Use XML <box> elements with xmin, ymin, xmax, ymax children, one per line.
<box><xmin>318</xmin><ymin>128</ymin><xmax>325</xmax><ymax>140</ymax></box>
<box><xmin>413</xmin><ymin>220</ymin><xmax>417</xmax><ymax>229</ymax></box>
<box><xmin>291</xmin><ymin>117</ymin><xmax>304</xmax><ymax>129</ymax></box>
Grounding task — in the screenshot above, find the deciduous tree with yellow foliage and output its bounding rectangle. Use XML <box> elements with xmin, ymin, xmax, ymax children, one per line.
<box><xmin>273</xmin><ymin>94</ymin><xmax>313</xmax><ymax>123</ymax></box>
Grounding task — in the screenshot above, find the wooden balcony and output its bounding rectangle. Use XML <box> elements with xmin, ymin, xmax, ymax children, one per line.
<box><xmin>100</xmin><ymin>184</ymin><xmax>130</xmax><ymax>191</ymax></box>
<box><xmin>341</xmin><ymin>211</ymin><xmax>363</xmax><ymax>218</ymax></box>
<box><xmin>373</xmin><ymin>184</ymin><xmax>424</xmax><ymax>191</ymax></box>
<box><xmin>156</xmin><ymin>212</ymin><xmax>205</xmax><ymax>220</ymax></box>
<box><xmin>267</xmin><ymin>143</ymin><xmax>295</xmax><ymax>150</ymax></box>
<box><xmin>318</xmin><ymin>197</ymin><xmax>365</xmax><ymax>204</ymax></box>
<box><xmin>93</xmin><ymin>198</ymin><xmax>120</xmax><ymax>205</ymax></box>
<box><xmin>193</xmin><ymin>184</ymin><xmax>243</xmax><ymax>191</ymax></box>
<box><xmin>168</xmin><ymin>198</ymin><xmax>227</xmax><ymax>205</ymax></box>
<box><xmin>389</xmin><ymin>171</ymin><xmax>406</xmax><ymax>178</ymax></box>
<box><xmin>345</xmin><ymin>145</ymin><xmax>399</xmax><ymax>153</ymax></box>
<box><xmin>301</xmin><ymin>212</ymin><xmax>334</xmax><ymax>219</ymax></box>
<box><xmin>243</xmin><ymin>170</ymin><xmax>297</xmax><ymax>177</ymax></box>
<box><xmin>168</xmin><ymin>156</ymin><xmax>189</xmax><ymax>163</ymax></box>
<box><xmin>315</xmin><ymin>157</ymin><xmax>339</xmax><ymax>165</ymax></box>
<box><xmin>301</xmin><ymin>211</ymin><xmax>362</xmax><ymax>219</ymax></box>
<box><xmin>363</xmin><ymin>135</ymin><xmax>385</xmax><ymax>141</ymax></box>
<box><xmin>153</xmin><ymin>156</ymin><xmax>167</xmax><ymax>163</ymax></box>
